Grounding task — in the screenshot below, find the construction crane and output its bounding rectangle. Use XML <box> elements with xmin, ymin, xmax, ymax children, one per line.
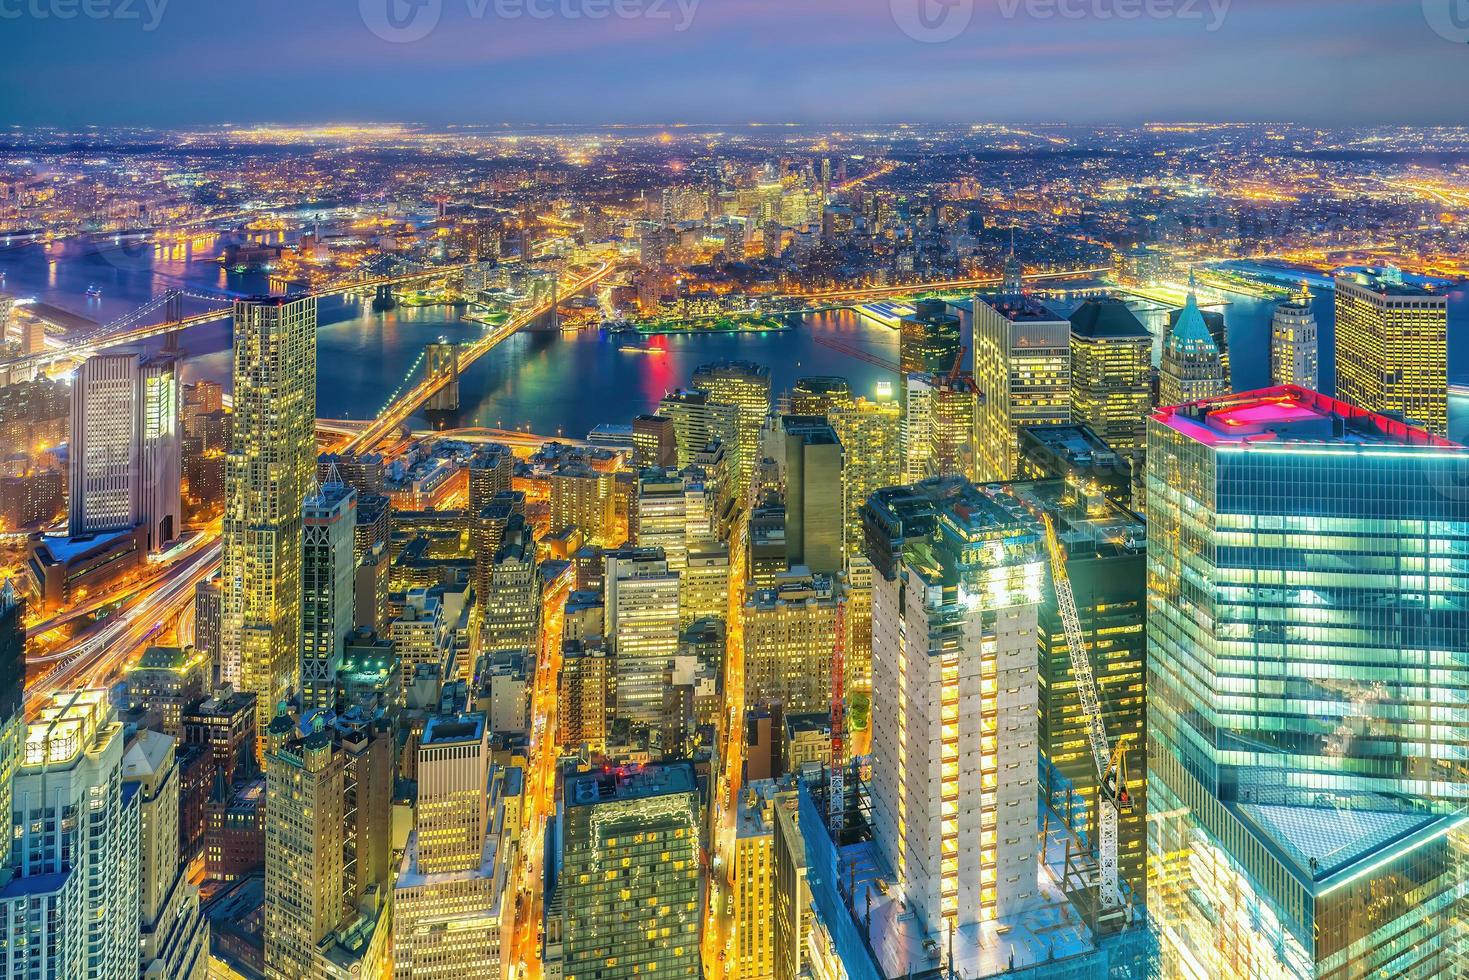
<box><xmin>1042</xmin><ymin>512</ymin><xmax>1133</xmax><ymax>916</ymax></box>
<box><xmin>811</xmin><ymin>334</ymin><xmax>901</xmax><ymax>373</ymax></box>
<box><xmin>829</xmin><ymin>596</ymin><xmax>847</xmax><ymax>836</ymax></box>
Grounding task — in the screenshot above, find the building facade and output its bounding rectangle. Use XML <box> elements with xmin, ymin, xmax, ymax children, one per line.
<box><xmin>972</xmin><ymin>296</ymin><xmax>1072</xmax><ymax>483</ymax></box>
<box><xmin>1334</xmin><ymin>269</ymin><xmax>1448</xmax><ymax>436</ymax></box>
<box><xmin>1147</xmin><ymin>386</ymin><xmax>1469</xmax><ymax>978</ymax></box>
<box><xmin>222</xmin><ymin>297</ymin><xmax>318</xmax><ymax>743</ymax></box>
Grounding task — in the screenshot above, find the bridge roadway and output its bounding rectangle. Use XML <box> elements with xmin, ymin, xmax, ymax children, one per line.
<box><xmin>4</xmin><ymin>262</ymin><xmax>475</xmax><ymax>373</ymax></box>
<box><xmin>337</xmin><ymin>261</ymin><xmax>616</xmax><ymax>455</ymax></box>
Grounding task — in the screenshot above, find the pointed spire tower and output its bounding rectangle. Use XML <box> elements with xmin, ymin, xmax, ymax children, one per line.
<box><xmin>1001</xmin><ymin>227</ymin><xmax>1024</xmax><ymax>296</ymax></box>
<box><xmin>1160</xmin><ymin>270</ymin><xmax>1228</xmax><ymax>407</ymax></box>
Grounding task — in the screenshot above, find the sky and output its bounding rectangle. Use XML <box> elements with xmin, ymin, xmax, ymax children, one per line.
<box><xmin>2</xmin><ymin>0</ymin><xmax>1468</xmax><ymax>127</ymax></box>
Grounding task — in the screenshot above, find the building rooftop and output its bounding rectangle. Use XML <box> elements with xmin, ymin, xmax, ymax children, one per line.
<box><xmin>980</xmin><ymin>294</ymin><xmax>1067</xmax><ymax>324</ymax></box>
<box><xmin>422</xmin><ymin>712</ymin><xmax>485</xmax><ymax>746</ymax></box>
<box><xmin>1338</xmin><ymin>268</ymin><xmax>1446</xmax><ymax>300</ymax></box>
<box><xmin>566</xmin><ymin>761</ymin><xmax>696</xmax><ymax>807</ymax></box>
<box><xmin>1068</xmin><ymin>298</ymin><xmax>1150</xmax><ymax>340</ymax></box>
<box><xmin>1232</xmin><ymin>802</ymin><xmax>1464</xmax><ymax>895</ymax></box>
<box><xmin>1154</xmin><ymin>385</ymin><xmax>1464</xmax><ymax>451</ymax></box>
<box><xmin>993</xmin><ymin>480</ymin><xmax>1145</xmax><ymax>561</ymax></box>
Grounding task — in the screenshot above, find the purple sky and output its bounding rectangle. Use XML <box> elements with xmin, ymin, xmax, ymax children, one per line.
<box><xmin>2</xmin><ymin>0</ymin><xmax>1467</xmax><ymax>126</ymax></box>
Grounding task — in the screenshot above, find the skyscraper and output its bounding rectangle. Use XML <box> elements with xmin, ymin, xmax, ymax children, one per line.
<box><xmin>1158</xmin><ymin>286</ymin><xmax>1228</xmax><ymax>408</ymax></box>
<box><xmin>301</xmin><ymin>478</ymin><xmax>356</xmax><ymax>712</ymax></box>
<box><xmin>0</xmin><ymin>581</ymin><xmax>23</xmax><ymax>871</ymax></box>
<box><xmin>606</xmin><ymin>548</ymin><xmax>681</xmax><ymax>726</ymax></box>
<box><xmin>898</xmin><ymin>299</ymin><xmax>962</xmax><ymax>376</ymax></box>
<box><xmin>1269</xmin><ymin>284</ymin><xmax>1320</xmax><ymax>391</ymax></box>
<box><xmin>222</xmin><ymin>297</ymin><xmax>317</xmax><ymax>742</ymax></box>
<box><xmin>903</xmin><ymin>372</ymin><xmax>979</xmax><ymax>483</ymax></box>
<box><xmin>774</xmin><ymin>416</ymin><xmax>843</xmax><ymax>576</ymax></box>
<box><xmin>691</xmin><ymin>360</ymin><xmax>772</xmax><ymax>496</ymax></box>
<box><xmin>972</xmin><ymin>295</ymin><xmax>1072</xmax><ymax>483</ymax></box>
<box><xmin>789</xmin><ymin>376</ymin><xmax>854</xmax><ymax>417</ymax></box>
<box><xmin>68</xmin><ymin>349</ymin><xmax>181</xmax><ymax>550</ymax></box>
<box><xmin>657</xmin><ymin>388</ymin><xmax>740</xmax><ymax>473</ymax></box>
<box><xmin>742</xmin><ymin>571</ymin><xmax>839</xmax><ymax>714</ymax></box>
<box><xmin>263</xmin><ymin>718</ymin><xmax>345</xmax><ymax>980</ymax></box>
<box><xmin>0</xmin><ymin>690</ymin><xmax>140</xmax><ymax>979</ymax></box>
<box><xmin>123</xmin><ymin>730</ymin><xmax>210</xmax><ymax>979</ymax></box>
<box><xmin>556</xmin><ymin>764</ymin><xmax>703</xmax><ymax>980</ymax></box>
<box><xmin>1147</xmin><ymin>386</ymin><xmax>1469</xmax><ymax>977</ymax></box>
<box><xmin>1334</xmin><ymin>268</ymin><xmax>1447</xmax><ymax>435</ymax></box>
<box><xmin>1068</xmin><ymin>298</ymin><xmax>1152</xmax><ymax>465</ymax></box>
<box><xmin>828</xmin><ymin>395</ymin><xmax>901</xmax><ymax>563</ymax></box>
<box><xmin>866</xmin><ymin>479</ymin><xmax>1045</xmax><ymax>932</ymax></box>
<box><xmin>392</xmin><ymin>721</ymin><xmax>513</xmax><ymax>980</ymax></box>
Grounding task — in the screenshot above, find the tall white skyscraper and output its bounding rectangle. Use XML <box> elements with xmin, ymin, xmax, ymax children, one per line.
<box><xmin>866</xmin><ymin>479</ymin><xmax>1045</xmax><ymax>932</ymax></box>
<box><xmin>68</xmin><ymin>349</ymin><xmax>181</xmax><ymax>550</ymax></box>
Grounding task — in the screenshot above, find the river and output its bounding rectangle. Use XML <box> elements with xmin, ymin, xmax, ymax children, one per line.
<box><xmin>2</xmin><ymin>237</ymin><xmax>1465</xmax><ymax>442</ymax></box>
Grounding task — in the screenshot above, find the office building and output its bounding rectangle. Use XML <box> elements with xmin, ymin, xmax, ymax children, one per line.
<box><xmin>123</xmin><ymin>730</ymin><xmax>210</xmax><ymax>980</ymax></box>
<box><xmin>557</xmin><ymin>764</ymin><xmax>702</xmax><ymax>980</ymax></box>
<box><xmin>1269</xmin><ymin>284</ymin><xmax>1320</xmax><ymax>390</ymax></box>
<box><xmin>68</xmin><ymin>349</ymin><xmax>181</xmax><ymax>550</ymax></box>
<box><xmin>1147</xmin><ymin>386</ymin><xmax>1469</xmax><ymax>977</ymax></box>
<box><xmin>354</xmin><ymin>494</ymin><xmax>392</xmax><ymax>634</ymax></box>
<box><xmin>732</xmin><ymin>780</ymin><xmax>781</xmax><ymax>980</ymax></box>
<box><xmin>466</xmin><ymin>444</ymin><xmax>514</xmax><ymax>515</ymax></box>
<box><xmin>903</xmin><ymin>372</ymin><xmax>979</xmax><ymax>483</ymax></box>
<box><xmin>774</xmin><ymin>416</ymin><xmax>843</xmax><ymax>576</ymax></box>
<box><xmin>264</xmin><ymin>715</ymin><xmax>392</xmax><ymax>980</ymax></box>
<box><xmin>1016</xmin><ymin>423</ymin><xmax>1132</xmax><ymax>504</ymax></box>
<box><xmin>790</xmin><ymin>376</ymin><xmax>854</xmax><ymax>417</ymax></box>
<box><xmin>1166</xmin><ymin>296</ymin><xmax>1230</xmax><ymax>387</ymax></box>
<box><xmin>550</xmin><ymin>463</ymin><xmax>618</xmax><ymax>546</ymax></box>
<box><xmin>0</xmin><ymin>582</ymin><xmax>23</xmax><ymax>870</ymax></box>
<box><xmin>481</xmin><ymin>515</ymin><xmax>539</xmax><ymax>656</ymax></box>
<box><xmin>898</xmin><ymin>299</ymin><xmax>962</xmax><ymax>376</ymax></box>
<box><xmin>682</xmin><ymin>537</ymin><xmax>730</xmax><ymax>626</ymax></box>
<box><xmin>0</xmin><ymin>690</ymin><xmax>140</xmax><ymax>980</ymax></box>
<box><xmin>743</xmin><ymin>572</ymin><xmax>839</xmax><ymax>715</ymax></box>
<box><xmin>692</xmin><ymin>360</ymin><xmax>772</xmax><ymax>496</ymax></box>
<box><xmin>829</xmin><ymin>395</ymin><xmax>902</xmax><ymax>563</ymax></box>
<box><xmin>1068</xmin><ymin>298</ymin><xmax>1152</xmax><ymax>464</ymax></box>
<box><xmin>657</xmin><ymin>388</ymin><xmax>741</xmax><ymax>474</ymax></box>
<box><xmin>222</xmin><ymin>297</ymin><xmax>318</xmax><ymax>742</ymax></box>
<box><xmin>605</xmin><ymin>547</ymin><xmax>681</xmax><ymax>726</ymax></box>
<box><xmin>973</xmin><ymin>295</ymin><xmax>1072</xmax><ymax>482</ymax></box>
<box><xmin>124</xmin><ymin>644</ymin><xmax>209</xmax><ymax>738</ymax></box>
<box><xmin>391</xmin><ymin>588</ymin><xmax>453</xmax><ymax>676</ymax></box>
<box><xmin>183</xmin><ymin>688</ymin><xmax>257</xmax><ymax>792</ymax></box>
<box><xmin>993</xmin><ymin>480</ymin><xmax>1147</xmax><ymax>917</ymax></box>
<box><xmin>771</xmin><ymin>789</ymin><xmax>809</xmax><ymax>980</ymax></box>
<box><xmin>632</xmin><ymin>413</ymin><xmax>678</xmax><ymax>469</ymax></box>
<box><xmin>1158</xmin><ymin>286</ymin><xmax>1228</xmax><ymax>408</ymax></box>
<box><xmin>1334</xmin><ymin>268</ymin><xmax>1447</xmax><ymax>435</ymax></box>
<box><xmin>301</xmin><ymin>478</ymin><xmax>358</xmax><ymax>711</ymax></box>
<box><xmin>393</xmin><ymin>738</ymin><xmax>514</xmax><ymax>980</ymax></box>
<box><xmin>559</xmin><ymin>637</ymin><xmax>611</xmax><ymax>754</ymax></box>
<box><xmin>866</xmin><ymin>479</ymin><xmax>1045</xmax><ymax>932</ymax></box>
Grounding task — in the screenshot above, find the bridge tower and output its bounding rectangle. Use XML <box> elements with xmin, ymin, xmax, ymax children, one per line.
<box><xmin>372</xmin><ymin>284</ymin><xmax>397</xmax><ymax>312</ymax></box>
<box><xmin>424</xmin><ymin>343</ymin><xmax>460</xmax><ymax>412</ymax></box>
<box><xmin>163</xmin><ymin>289</ymin><xmax>184</xmax><ymax>350</ymax></box>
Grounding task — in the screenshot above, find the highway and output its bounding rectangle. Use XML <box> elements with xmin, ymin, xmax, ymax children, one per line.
<box><xmin>25</xmin><ymin>538</ymin><xmax>220</xmax><ymax>711</ymax></box>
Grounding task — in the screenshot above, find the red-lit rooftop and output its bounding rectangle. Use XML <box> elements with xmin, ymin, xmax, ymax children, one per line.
<box><xmin>1153</xmin><ymin>385</ymin><xmax>1464</xmax><ymax>450</ymax></box>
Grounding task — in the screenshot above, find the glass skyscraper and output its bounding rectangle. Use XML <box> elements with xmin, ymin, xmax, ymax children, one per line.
<box><xmin>1146</xmin><ymin>385</ymin><xmax>1469</xmax><ymax>979</ymax></box>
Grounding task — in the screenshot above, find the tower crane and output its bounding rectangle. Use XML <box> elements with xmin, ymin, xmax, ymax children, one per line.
<box><xmin>1042</xmin><ymin>512</ymin><xmax>1133</xmax><ymax>916</ymax></box>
